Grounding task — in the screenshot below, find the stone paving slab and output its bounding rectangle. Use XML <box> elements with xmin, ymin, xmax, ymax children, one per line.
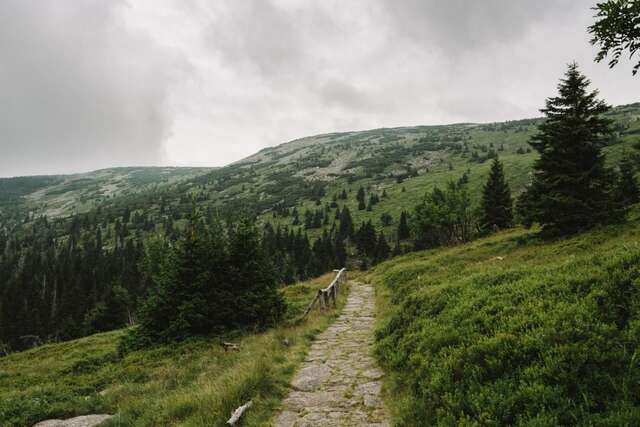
<box><xmin>33</xmin><ymin>415</ymin><xmax>113</xmax><ymax>427</ymax></box>
<box><xmin>273</xmin><ymin>282</ymin><xmax>389</xmax><ymax>426</ymax></box>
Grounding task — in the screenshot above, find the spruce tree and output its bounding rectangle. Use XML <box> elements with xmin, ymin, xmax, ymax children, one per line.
<box><xmin>292</xmin><ymin>207</ymin><xmax>300</xmax><ymax>226</ymax></box>
<box><xmin>338</xmin><ymin>206</ymin><xmax>354</xmax><ymax>239</ymax></box>
<box><xmin>357</xmin><ymin>187</ymin><xmax>366</xmax><ymax>210</ymax></box>
<box><xmin>392</xmin><ymin>237</ymin><xmax>402</xmax><ymax>256</ymax></box>
<box><xmin>480</xmin><ymin>157</ymin><xmax>513</xmax><ymax>231</ymax></box>
<box><xmin>397</xmin><ymin>211</ymin><xmax>410</xmax><ymax>240</ymax></box>
<box><xmin>521</xmin><ymin>63</ymin><xmax>617</xmax><ymax>235</ymax></box>
<box><xmin>374</xmin><ymin>232</ymin><xmax>391</xmax><ymax>264</ymax></box>
<box><xmin>616</xmin><ymin>156</ymin><xmax>639</xmax><ymax>208</ymax></box>
<box><xmin>355</xmin><ymin>221</ymin><xmax>377</xmax><ymax>258</ymax></box>
<box><xmin>226</xmin><ymin>216</ymin><xmax>285</xmax><ymax>327</ymax></box>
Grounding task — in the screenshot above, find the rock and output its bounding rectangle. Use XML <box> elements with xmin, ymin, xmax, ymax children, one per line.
<box><xmin>33</xmin><ymin>414</ymin><xmax>113</xmax><ymax>427</ymax></box>
<box><xmin>364</xmin><ymin>393</ymin><xmax>381</xmax><ymax>408</ymax></box>
<box><xmin>273</xmin><ymin>410</ymin><xmax>298</xmax><ymax>427</ymax></box>
<box><xmin>362</xmin><ymin>368</ymin><xmax>384</xmax><ymax>380</ymax></box>
<box><xmin>291</xmin><ymin>364</ymin><xmax>331</xmax><ymax>391</ymax></box>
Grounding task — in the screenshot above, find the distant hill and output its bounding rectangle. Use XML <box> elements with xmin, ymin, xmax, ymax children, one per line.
<box><xmin>4</xmin><ymin>102</ymin><xmax>638</xmax><ymax>228</ymax></box>
<box><xmin>0</xmin><ymin>167</ymin><xmax>213</xmax><ymax>218</ymax></box>
<box><xmin>185</xmin><ymin>102</ymin><xmax>639</xmax><ymax>238</ymax></box>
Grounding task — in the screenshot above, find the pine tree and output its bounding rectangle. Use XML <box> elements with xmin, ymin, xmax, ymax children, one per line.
<box><xmin>304</xmin><ymin>210</ymin><xmax>313</xmax><ymax>229</ymax></box>
<box><xmin>374</xmin><ymin>232</ymin><xmax>391</xmax><ymax>264</ymax></box>
<box><xmin>616</xmin><ymin>156</ymin><xmax>639</xmax><ymax>208</ymax></box>
<box><xmin>226</xmin><ymin>216</ymin><xmax>285</xmax><ymax>327</ymax></box>
<box><xmin>480</xmin><ymin>157</ymin><xmax>513</xmax><ymax>231</ymax></box>
<box><xmin>380</xmin><ymin>212</ymin><xmax>393</xmax><ymax>226</ymax></box>
<box><xmin>357</xmin><ymin>187</ymin><xmax>366</xmax><ymax>210</ymax></box>
<box><xmin>521</xmin><ymin>63</ymin><xmax>618</xmax><ymax>235</ymax></box>
<box><xmin>292</xmin><ymin>207</ymin><xmax>300</xmax><ymax>226</ymax></box>
<box><xmin>392</xmin><ymin>237</ymin><xmax>402</xmax><ymax>256</ymax></box>
<box><xmin>124</xmin><ymin>213</ymin><xmax>285</xmax><ymax>349</ymax></box>
<box><xmin>338</xmin><ymin>206</ymin><xmax>354</xmax><ymax>240</ymax></box>
<box><xmin>355</xmin><ymin>221</ymin><xmax>377</xmax><ymax>258</ymax></box>
<box><xmin>397</xmin><ymin>211</ymin><xmax>410</xmax><ymax>240</ymax></box>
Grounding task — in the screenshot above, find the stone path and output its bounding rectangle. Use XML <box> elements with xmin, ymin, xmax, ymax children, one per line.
<box><xmin>273</xmin><ymin>282</ymin><xmax>388</xmax><ymax>426</ymax></box>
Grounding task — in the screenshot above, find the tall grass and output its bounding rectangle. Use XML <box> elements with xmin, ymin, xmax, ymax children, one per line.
<box><xmin>0</xmin><ymin>273</ymin><xmax>348</xmax><ymax>427</ymax></box>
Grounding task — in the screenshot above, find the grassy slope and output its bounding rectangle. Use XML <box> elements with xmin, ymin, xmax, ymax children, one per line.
<box><xmin>259</xmin><ymin>103</ymin><xmax>639</xmax><ymax>241</ymax></box>
<box><xmin>369</xmin><ymin>210</ymin><xmax>640</xmax><ymax>426</ymax></box>
<box><xmin>0</xmin><ymin>273</ymin><xmax>349</xmax><ymax>427</ymax></box>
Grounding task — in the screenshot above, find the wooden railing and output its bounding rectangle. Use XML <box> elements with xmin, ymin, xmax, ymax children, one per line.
<box><xmin>300</xmin><ymin>268</ymin><xmax>347</xmax><ymax>319</ymax></box>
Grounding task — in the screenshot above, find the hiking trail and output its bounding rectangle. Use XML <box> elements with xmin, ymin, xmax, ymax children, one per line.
<box><xmin>273</xmin><ymin>282</ymin><xmax>388</xmax><ymax>426</ymax></box>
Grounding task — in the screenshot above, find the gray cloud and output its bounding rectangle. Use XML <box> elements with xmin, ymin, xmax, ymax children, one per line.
<box><xmin>380</xmin><ymin>0</ymin><xmax>572</xmax><ymax>53</ymax></box>
<box><xmin>0</xmin><ymin>0</ymin><xmax>185</xmax><ymax>177</ymax></box>
<box><xmin>1</xmin><ymin>1</ymin><xmax>638</xmax><ymax>176</ymax></box>
<box><xmin>207</xmin><ymin>1</ymin><xmax>305</xmax><ymax>77</ymax></box>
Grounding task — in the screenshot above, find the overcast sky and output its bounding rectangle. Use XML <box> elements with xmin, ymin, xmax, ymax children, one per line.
<box><xmin>1</xmin><ymin>0</ymin><xmax>638</xmax><ymax>177</ymax></box>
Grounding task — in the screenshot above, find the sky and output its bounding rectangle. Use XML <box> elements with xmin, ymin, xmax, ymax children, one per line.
<box><xmin>0</xmin><ymin>0</ymin><xmax>638</xmax><ymax>177</ymax></box>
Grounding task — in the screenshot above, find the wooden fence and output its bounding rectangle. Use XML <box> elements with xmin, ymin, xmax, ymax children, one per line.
<box><xmin>300</xmin><ymin>268</ymin><xmax>347</xmax><ymax>319</ymax></box>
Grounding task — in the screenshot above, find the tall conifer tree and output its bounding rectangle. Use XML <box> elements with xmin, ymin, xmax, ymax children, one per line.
<box><xmin>357</xmin><ymin>187</ymin><xmax>366</xmax><ymax>210</ymax></box>
<box><xmin>480</xmin><ymin>157</ymin><xmax>513</xmax><ymax>231</ymax></box>
<box><xmin>338</xmin><ymin>206</ymin><xmax>354</xmax><ymax>239</ymax></box>
<box><xmin>397</xmin><ymin>211</ymin><xmax>410</xmax><ymax>240</ymax></box>
<box><xmin>521</xmin><ymin>63</ymin><xmax>617</xmax><ymax>235</ymax></box>
<box><xmin>616</xmin><ymin>156</ymin><xmax>639</xmax><ymax>208</ymax></box>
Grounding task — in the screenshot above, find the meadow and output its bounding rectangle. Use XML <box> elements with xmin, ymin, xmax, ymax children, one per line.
<box><xmin>369</xmin><ymin>210</ymin><xmax>640</xmax><ymax>426</ymax></box>
<box><xmin>0</xmin><ymin>274</ymin><xmax>349</xmax><ymax>427</ymax></box>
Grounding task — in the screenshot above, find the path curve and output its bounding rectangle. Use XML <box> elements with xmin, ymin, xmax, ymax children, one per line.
<box><xmin>274</xmin><ymin>282</ymin><xmax>388</xmax><ymax>426</ymax></box>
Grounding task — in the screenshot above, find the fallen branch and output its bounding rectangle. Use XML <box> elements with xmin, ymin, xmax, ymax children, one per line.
<box><xmin>227</xmin><ymin>400</ymin><xmax>253</xmax><ymax>425</ymax></box>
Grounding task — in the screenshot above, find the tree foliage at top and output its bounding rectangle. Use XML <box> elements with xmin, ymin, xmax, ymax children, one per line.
<box><xmin>589</xmin><ymin>0</ymin><xmax>640</xmax><ymax>75</ymax></box>
<box><xmin>519</xmin><ymin>63</ymin><xmax>620</xmax><ymax>236</ymax></box>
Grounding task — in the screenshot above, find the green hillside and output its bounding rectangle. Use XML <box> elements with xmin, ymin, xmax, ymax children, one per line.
<box><xmin>197</xmin><ymin>102</ymin><xmax>640</xmax><ymax>238</ymax></box>
<box><xmin>0</xmin><ymin>166</ymin><xmax>212</xmax><ymax>218</ymax></box>
<box><xmin>4</xmin><ymin>103</ymin><xmax>639</xmax><ymax>235</ymax></box>
<box><xmin>1</xmin><ymin>102</ymin><xmax>638</xmax><ymax>353</ymax></box>
<box><xmin>369</xmin><ymin>210</ymin><xmax>640</xmax><ymax>426</ymax></box>
<box><xmin>0</xmin><ymin>273</ymin><xmax>349</xmax><ymax>427</ymax></box>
